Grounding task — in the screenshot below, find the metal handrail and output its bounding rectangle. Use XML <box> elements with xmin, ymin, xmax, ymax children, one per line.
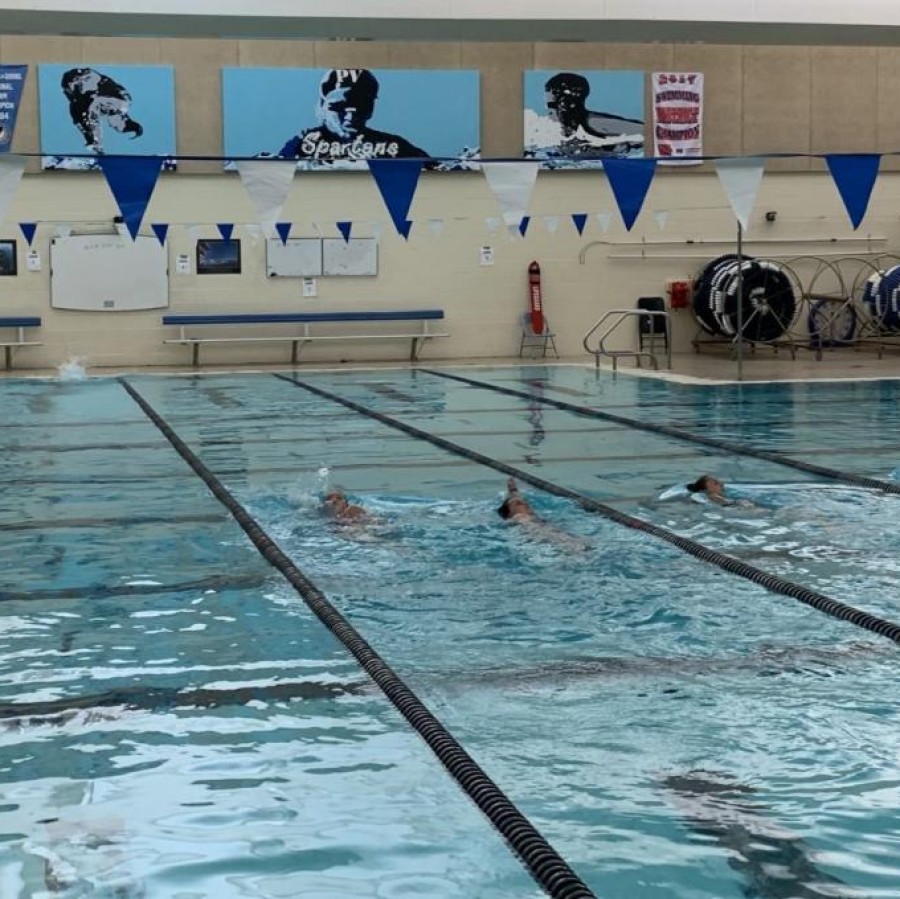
<box><xmin>582</xmin><ymin>308</ymin><xmax>672</xmax><ymax>372</ymax></box>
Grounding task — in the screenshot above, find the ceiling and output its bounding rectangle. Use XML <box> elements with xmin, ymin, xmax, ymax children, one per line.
<box><xmin>2</xmin><ymin>10</ymin><xmax>900</xmax><ymax>46</ymax></box>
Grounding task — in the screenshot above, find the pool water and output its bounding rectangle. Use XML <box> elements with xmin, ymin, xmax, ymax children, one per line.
<box><xmin>0</xmin><ymin>366</ymin><xmax>898</xmax><ymax>898</ymax></box>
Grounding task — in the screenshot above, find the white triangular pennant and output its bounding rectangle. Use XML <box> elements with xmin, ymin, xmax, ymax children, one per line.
<box><xmin>186</xmin><ymin>224</ymin><xmax>204</xmax><ymax>240</ymax></box>
<box><xmin>542</xmin><ymin>215</ymin><xmax>560</xmax><ymax>235</ymax></box>
<box><xmin>55</xmin><ymin>224</ymin><xmax>72</xmax><ymax>240</ymax></box>
<box><xmin>481</xmin><ymin>161</ymin><xmax>539</xmax><ymax>226</ymax></box>
<box><xmin>596</xmin><ymin>212</ymin><xmax>613</xmax><ymax>233</ymax></box>
<box><xmin>428</xmin><ymin>218</ymin><xmax>444</xmax><ymax>237</ymax></box>
<box><xmin>485</xmin><ymin>217</ymin><xmax>501</xmax><ymax>234</ymax></box>
<box><xmin>235</xmin><ymin>160</ymin><xmax>296</xmax><ymax>239</ymax></box>
<box><xmin>0</xmin><ymin>156</ymin><xmax>25</xmax><ymax>228</ymax></box>
<box><xmin>312</xmin><ymin>222</ymin><xmax>323</xmax><ymax>237</ymax></box>
<box><xmin>715</xmin><ymin>157</ymin><xmax>766</xmax><ymax>231</ymax></box>
<box><xmin>653</xmin><ymin>210</ymin><xmax>669</xmax><ymax>231</ymax></box>
<box><xmin>370</xmin><ymin>221</ymin><xmax>384</xmax><ymax>241</ymax></box>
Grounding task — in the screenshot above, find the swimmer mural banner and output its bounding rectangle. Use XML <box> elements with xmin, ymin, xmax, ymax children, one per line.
<box><xmin>652</xmin><ymin>72</ymin><xmax>704</xmax><ymax>164</ymax></box>
<box><xmin>222</xmin><ymin>67</ymin><xmax>481</xmax><ymax>171</ymax></box>
<box><xmin>38</xmin><ymin>64</ymin><xmax>176</xmax><ymax>171</ymax></box>
<box><xmin>0</xmin><ymin>66</ymin><xmax>27</xmax><ymax>154</ymax></box>
<box><xmin>524</xmin><ymin>70</ymin><xmax>645</xmax><ymax>169</ymax></box>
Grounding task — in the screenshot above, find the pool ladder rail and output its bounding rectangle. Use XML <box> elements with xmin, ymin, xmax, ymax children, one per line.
<box><xmin>583</xmin><ymin>308</ymin><xmax>672</xmax><ymax>372</ymax></box>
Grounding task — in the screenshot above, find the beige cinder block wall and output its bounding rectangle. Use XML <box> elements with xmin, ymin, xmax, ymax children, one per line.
<box><xmin>1</xmin><ymin>35</ymin><xmax>899</xmax><ymax>369</ymax></box>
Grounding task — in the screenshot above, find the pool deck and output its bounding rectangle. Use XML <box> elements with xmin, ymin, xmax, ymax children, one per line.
<box><xmin>4</xmin><ymin>349</ymin><xmax>900</xmax><ymax>383</ymax></box>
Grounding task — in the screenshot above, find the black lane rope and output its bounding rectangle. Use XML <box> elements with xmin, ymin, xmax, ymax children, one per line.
<box><xmin>118</xmin><ymin>378</ymin><xmax>597</xmax><ymax>899</ymax></box>
<box><xmin>421</xmin><ymin>369</ymin><xmax>900</xmax><ymax>497</ymax></box>
<box><xmin>275</xmin><ymin>373</ymin><xmax>900</xmax><ymax>646</ymax></box>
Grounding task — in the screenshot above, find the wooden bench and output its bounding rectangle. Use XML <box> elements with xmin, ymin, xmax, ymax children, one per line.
<box><xmin>0</xmin><ymin>317</ymin><xmax>42</xmax><ymax>370</ymax></box>
<box><xmin>162</xmin><ymin>310</ymin><xmax>448</xmax><ymax>366</ymax></box>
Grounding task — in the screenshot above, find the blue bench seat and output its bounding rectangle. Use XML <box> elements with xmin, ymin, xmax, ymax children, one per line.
<box><xmin>0</xmin><ymin>316</ymin><xmax>42</xmax><ymax>370</ymax></box>
<box><xmin>162</xmin><ymin>310</ymin><xmax>448</xmax><ymax>366</ymax></box>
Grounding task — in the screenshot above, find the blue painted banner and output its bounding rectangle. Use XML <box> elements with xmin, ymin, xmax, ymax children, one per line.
<box><xmin>0</xmin><ymin>66</ymin><xmax>27</xmax><ymax>153</ymax></box>
<box><xmin>38</xmin><ymin>64</ymin><xmax>176</xmax><ymax>170</ymax></box>
<box><xmin>222</xmin><ymin>67</ymin><xmax>480</xmax><ymax>171</ymax></box>
<box><xmin>524</xmin><ymin>70</ymin><xmax>645</xmax><ymax>169</ymax></box>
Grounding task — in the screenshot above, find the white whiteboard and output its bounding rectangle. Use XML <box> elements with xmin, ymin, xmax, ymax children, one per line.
<box><xmin>50</xmin><ymin>235</ymin><xmax>168</xmax><ymax>311</ymax></box>
<box><xmin>322</xmin><ymin>238</ymin><xmax>378</xmax><ymax>276</ymax></box>
<box><xmin>266</xmin><ymin>238</ymin><xmax>322</xmax><ymax>278</ymax></box>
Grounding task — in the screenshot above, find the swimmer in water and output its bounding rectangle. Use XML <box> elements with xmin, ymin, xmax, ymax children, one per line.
<box><xmin>498</xmin><ymin>478</ymin><xmax>591</xmax><ymax>551</ymax></box>
<box><xmin>322</xmin><ymin>490</ymin><xmax>371</xmax><ymax>524</ymax></box>
<box><xmin>686</xmin><ymin>475</ymin><xmax>753</xmax><ymax>508</ymax></box>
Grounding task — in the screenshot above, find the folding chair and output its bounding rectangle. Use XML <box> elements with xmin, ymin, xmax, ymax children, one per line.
<box><xmin>519</xmin><ymin>312</ymin><xmax>559</xmax><ymax>358</ymax></box>
<box><xmin>636</xmin><ymin>296</ymin><xmax>668</xmax><ymax>355</ymax></box>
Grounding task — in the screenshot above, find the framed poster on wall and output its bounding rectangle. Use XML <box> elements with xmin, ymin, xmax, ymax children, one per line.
<box><xmin>197</xmin><ymin>239</ymin><xmax>241</xmax><ymax>275</ymax></box>
<box><xmin>0</xmin><ymin>240</ymin><xmax>16</xmax><ymax>276</ymax></box>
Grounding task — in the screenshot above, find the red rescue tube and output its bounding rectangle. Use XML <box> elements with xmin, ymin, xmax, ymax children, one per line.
<box><xmin>528</xmin><ymin>260</ymin><xmax>544</xmax><ymax>335</ymax></box>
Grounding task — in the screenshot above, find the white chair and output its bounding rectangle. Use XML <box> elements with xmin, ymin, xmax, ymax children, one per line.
<box><xmin>519</xmin><ymin>313</ymin><xmax>559</xmax><ymax>358</ymax></box>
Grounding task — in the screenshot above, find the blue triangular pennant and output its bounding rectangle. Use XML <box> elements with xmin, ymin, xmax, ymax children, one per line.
<box><xmin>217</xmin><ymin>223</ymin><xmax>234</xmax><ymax>242</ymax></box>
<box><xmin>367</xmin><ymin>159</ymin><xmax>423</xmax><ymax>238</ymax></box>
<box><xmin>825</xmin><ymin>154</ymin><xmax>881</xmax><ymax>230</ymax></box>
<box><xmin>98</xmin><ymin>156</ymin><xmax>163</xmax><ymax>240</ymax></box>
<box><xmin>571</xmin><ymin>213</ymin><xmax>588</xmax><ymax>236</ymax></box>
<box><xmin>602</xmin><ymin>158</ymin><xmax>658</xmax><ymax>231</ymax></box>
<box><xmin>151</xmin><ymin>223</ymin><xmax>169</xmax><ymax>246</ymax></box>
<box><xmin>337</xmin><ymin>221</ymin><xmax>352</xmax><ymax>242</ymax></box>
<box><xmin>518</xmin><ymin>216</ymin><xmax>531</xmax><ymax>237</ymax></box>
<box><xmin>18</xmin><ymin>222</ymin><xmax>37</xmax><ymax>246</ymax></box>
<box><xmin>275</xmin><ymin>222</ymin><xmax>291</xmax><ymax>245</ymax></box>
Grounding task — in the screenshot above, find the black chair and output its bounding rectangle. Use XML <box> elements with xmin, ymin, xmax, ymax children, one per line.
<box><xmin>636</xmin><ymin>296</ymin><xmax>668</xmax><ymax>354</ymax></box>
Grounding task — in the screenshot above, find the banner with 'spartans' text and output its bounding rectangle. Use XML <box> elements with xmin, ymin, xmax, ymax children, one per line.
<box><xmin>0</xmin><ymin>66</ymin><xmax>27</xmax><ymax>153</ymax></box>
<box><xmin>653</xmin><ymin>72</ymin><xmax>704</xmax><ymax>164</ymax></box>
<box><xmin>38</xmin><ymin>64</ymin><xmax>176</xmax><ymax>171</ymax></box>
<box><xmin>524</xmin><ymin>70</ymin><xmax>644</xmax><ymax>169</ymax></box>
<box><xmin>222</xmin><ymin>67</ymin><xmax>481</xmax><ymax>171</ymax></box>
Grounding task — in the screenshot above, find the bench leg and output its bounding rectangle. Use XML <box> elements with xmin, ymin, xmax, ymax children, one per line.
<box><xmin>192</xmin><ymin>343</ymin><xmax>199</xmax><ymax>367</ymax></box>
<box><xmin>411</xmin><ymin>336</ymin><xmax>431</xmax><ymax>362</ymax></box>
<box><xmin>291</xmin><ymin>340</ymin><xmax>299</xmax><ymax>365</ymax></box>
<box><xmin>3</xmin><ymin>346</ymin><xmax>10</xmax><ymax>371</ymax></box>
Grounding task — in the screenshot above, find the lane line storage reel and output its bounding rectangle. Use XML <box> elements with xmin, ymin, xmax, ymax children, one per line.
<box><xmin>692</xmin><ymin>255</ymin><xmax>798</xmax><ymax>343</ymax></box>
<box><xmin>861</xmin><ymin>265</ymin><xmax>900</xmax><ymax>334</ymax></box>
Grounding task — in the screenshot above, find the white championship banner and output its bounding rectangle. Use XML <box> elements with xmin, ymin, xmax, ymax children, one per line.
<box><xmin>652</xmin><ymin>72</ymin><xmax>704</xmax><ymax>165</ymax></box>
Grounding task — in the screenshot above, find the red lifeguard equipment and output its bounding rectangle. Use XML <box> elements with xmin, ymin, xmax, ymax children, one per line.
<box><xmin>528</xmin><ymin>260</ymin><xmax>544</xmax><ymax>336</ymax></box>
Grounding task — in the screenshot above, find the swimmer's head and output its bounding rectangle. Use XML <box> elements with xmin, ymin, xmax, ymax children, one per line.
<box><xmin>686</xmin><ymin>475</ymin><xmax>724</xmax><ymax>495</ymax></box>
<box><xmin>323</xmin><ymin>490</ymin><xmax>348</xmax><ymax>512</ymax></box>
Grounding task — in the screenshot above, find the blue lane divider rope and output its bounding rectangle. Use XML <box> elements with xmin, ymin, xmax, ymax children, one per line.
<box><xmin>119</xmin><ymin>377</ymin><xmax>598</xmax><ymax>899</ymax></box>
<box><xmin>421</xmin><ymin>369</ymin><xmax>900</xmax><ymax>497</ymax></box>
<box><xmin>275</xmin><ymin>372</ymin><xmax>900</xmax><ymax>646</ymax></box>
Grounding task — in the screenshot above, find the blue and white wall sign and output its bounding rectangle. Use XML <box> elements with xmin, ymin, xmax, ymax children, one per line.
<box><xmin>38</xmin><ymin>64</ymin><xmax>176</xmax><ymax>170</ymax></box>
<box><xmin>223</xmin><ymin>67</ymin><xmax>480</xmax><ymax>171</ymax></box>
<box><xmin>0</xmin><ymin>66</ymin><xmax>27</xmax><ymax>153</ymax></box>
<box><xmin>524</xmin><ymin>70</ymin><xmax>645</xmax><ymax>169</ymax></box>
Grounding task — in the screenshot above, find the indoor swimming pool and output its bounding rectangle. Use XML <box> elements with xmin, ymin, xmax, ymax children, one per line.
<box><xmin>0</xmin><ymin>364</ymin><xmax>898</xmax><ymax>898</ymax></box>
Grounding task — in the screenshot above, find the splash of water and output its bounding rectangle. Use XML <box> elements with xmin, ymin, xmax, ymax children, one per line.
<box><xmin>284</xmin><ymin>466</ymin><xmax>331</xmax><ymax>509</ymax></box>
<box><xmin>57</xmin><ymin>357</ymin><xmax>87</xmax><ymax>381</ymax></box>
